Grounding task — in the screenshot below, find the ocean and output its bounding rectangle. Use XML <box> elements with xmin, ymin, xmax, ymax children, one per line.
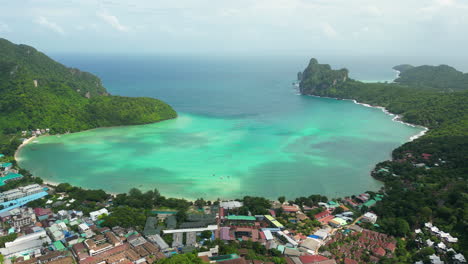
<box><xmin>17</xmin><ymin>55</ymin><xmax>423</xmax><ymax>200</ymax></box>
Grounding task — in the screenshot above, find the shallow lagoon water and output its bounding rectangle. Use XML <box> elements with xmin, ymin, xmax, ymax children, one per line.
<box><xmin>18</xmin><ymin>56</ymin><xmax>423</xmax><ymax>199</ymax></box>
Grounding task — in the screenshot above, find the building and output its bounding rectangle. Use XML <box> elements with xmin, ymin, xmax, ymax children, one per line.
<box><xmin>0</xmin><ymin>230</ymin><xmax>51</xmax><ymax>259</ymax></box>
<box><xmin>84</xmin><ymin>239</ymin><xmax>113</xmax><ymax>256</ymax></box>
<box><xmin>0</xmin><ymin>186</ymin><xmax>48</xmax><ymax>213</ymax></box>
<box><xmin>47</xmin><ymin>222</ymin><xmax>68</xmax><ymax>241</ymax></box>
<box><xmin>362</xmin><ymin>212</ymin><xmax>378</xmax><ymax>224</ymax></box>
<box><xmin>89</xmin><ymin>208</ymin><xmax>108</xmax><ymax>221</ymax></box>
<box><xmin>328</xmin><ymin>217</ymin><xmax>347</xmax><ymax>228</ymax></box>
<box><xmin>220</xmin><ymin>201</ymin><xmax>243</xmax><ymax>210</ymax></box>
<box><xmin>34</xmin><ymin>208</ymin><xmax>53</xmax><ymax>221</ymax></box>
<box><xmin>314</xmin><ymin>210</ymin><xmax>331</xmax><ymax>220</ymax></box>
<box><xmin>300</xmin><ymin>237</ymin><xmax>321</xmax><ymax>254</ymax></box>
<box><xmin>11</xmin><ymin>208</ymin><xmax>36</xmax><ymax>228</ymax></box>
<box><xmin>147</xmin><ymin>234</ymin><xmax>169</xmax><ymax>251</ymax></box>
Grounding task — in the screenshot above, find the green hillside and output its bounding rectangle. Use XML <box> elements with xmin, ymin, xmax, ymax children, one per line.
<box><xmin>0</xmin><ymin>38</ymin><xmax>177</xmax><ymax>135</ymax></box>
<box><xmin>394</xmin><ymin>64</ymin><xmax>468</xmax><ymax>91</ymax></box>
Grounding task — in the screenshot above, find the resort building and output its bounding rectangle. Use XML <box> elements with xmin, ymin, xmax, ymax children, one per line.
<box><xmin>89</xmin><ymin>208</ymin><xmax>109</xmax><ymax>221</ymax></box>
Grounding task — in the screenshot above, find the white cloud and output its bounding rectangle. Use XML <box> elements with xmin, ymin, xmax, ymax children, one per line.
<box><xmin>321</xmin><ymin>22</ymin><xmax>338</xmax><ymax>38</ymax></box>
<box><xmin>34</xmin><ymin>16</ymin><xmax>65</xmax><ymax>34</ymax></box>
<box><xmin>0</xmin><ymin>22</ymin><xmax>11</xmax><ymax>32</ymax></box>
<box><xmin>97</xmin><ymin>11</ymin><xmax>129</xmax><ymax>32</ymax></box>
<box><xmin>364</xmin><ymin>6</ymin><xmax>382</xmax><ymax>16</ymax></box>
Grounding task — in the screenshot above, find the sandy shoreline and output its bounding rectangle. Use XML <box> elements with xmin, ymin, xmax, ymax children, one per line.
<box><xmin>306</xmin><ymin>94</ymin><xmax>429</xmax><ymax>142</ymax></box>
<box><xmin>14</xmin><ymin>135</ymin><xmax>37</xmax><ymax>162</ymax></box>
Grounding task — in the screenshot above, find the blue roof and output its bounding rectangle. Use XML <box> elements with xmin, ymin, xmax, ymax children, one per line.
<box><xmin>308</xmin><ymin>235</ymin><xmax>321</xmax><ymax>239</ymax></box>
<box><xmin>0</xmin><ymin>191</ymin><xmax>48</xmax><ymax>213</ymax></box>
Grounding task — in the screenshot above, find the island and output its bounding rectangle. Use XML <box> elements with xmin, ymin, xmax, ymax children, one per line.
<box><xmin>0</xmin><ymin>38</ymin><xmax>177</xmax><ymax>156</ymax></box>
<box><xmin>0</xmin><ymin>46</ymin><xmax>466</xmax><ymax>264</ymax></box>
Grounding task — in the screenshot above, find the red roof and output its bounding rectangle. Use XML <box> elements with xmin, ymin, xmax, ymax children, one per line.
<box><xmin>269</xmin><ymin>209</ymin><xmax>276</xmax><ymax>217</ymax></box>
<box><xmin>422</xmin><ymin>153</ymin><xmax>432</xmax><ymax>160</ymax></box>
<box><xmin>385</xmin><ymin>242</ymin><xmax>396</xmax><ymax>252</ymax></box>
<box><xmin>373</xmin><ymin>247</ymin><xmax>386</xmax><ymax>256</ymax></box>
<box><xmin>282</xmin><ymin>205</ymin><xmax>299</xmax><ymax>212</ymax></box>
<box><xmin>220</xmin><ymin>207</ymin><xmax>225</xmax><ymax>218</ymax></box>
<box><xmin>34</xmin><ymin>208</ymin><xmax>52</xmax><ymax>216</ymax></box>
<box><xmin>299</xmin><ymin>255</ymin><xmax>329</xmax><ymax>263</ymax></box>
<box><xmin>314</xmin><ymin>210</ymin><xmax>330</xmax><ymax>220</ymax></box>
<box><xmin>344</xmin><ymin>258</ymin><xmax>359</xmax><ymax>264</ymax></box>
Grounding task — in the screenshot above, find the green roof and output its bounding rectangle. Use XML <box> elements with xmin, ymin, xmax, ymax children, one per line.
<box><xmin>0</xmin><ymin>173</ymin><xmax>23</xmax><ymax>186</ymax></box>
<box><xmin>363</xmin><ymin>200</ymin><xmax>377</xmax><ymax>207</ymax></box>
<box><xmin>53</xmin><ymin>241</ymin><xmax>66</xmax><ymax>251</ymax></box>
<box><xmin>226</xmin><ymin>215</ymin><xmax>256</xmax><ymax>221</ymax></box>
<box><xmin>277</xmin><ymin>245</ymin><xmax>285</xmax><ymax>253</ymax></box>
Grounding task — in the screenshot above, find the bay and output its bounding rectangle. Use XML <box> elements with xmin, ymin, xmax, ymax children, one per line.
<box><xmin>17</xmin><ymin>55</ymin><xmax>423</xmax><ymax>199</ymax></box>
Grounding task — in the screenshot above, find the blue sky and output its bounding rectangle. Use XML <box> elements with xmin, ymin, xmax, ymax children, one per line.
<box><xmin>1</xmin><ymin>0</ymin><xmax>467</xmax><ymax>57</ymax></box>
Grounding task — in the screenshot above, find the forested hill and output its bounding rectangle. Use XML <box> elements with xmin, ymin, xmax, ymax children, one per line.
<box><xmin>299</xmin><ymin>58</ymin><xmax>468</xmax><ymax>130</ymax></box>
<box><xmin>394</xmin><ymin>64</ymin><xmax>468</xmax><ymax>91</ymax></box>
<box><xmin>300</xmin><ymin>58</ymin><xmax>468</xmax><ymax>261</ymax></box>
<box><xmin>0</xmin><ymin>38</ymin><xmax>177</xmax><ymax>135</ymax></box>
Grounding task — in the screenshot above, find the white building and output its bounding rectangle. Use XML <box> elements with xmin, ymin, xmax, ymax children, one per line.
<box><xmin>0</xmin><ymin>184</ymin><xmax>44</xmax><ymax>202</ymax></box>
<box><xmin>78</xmin><ymin>223</ymin><xmax>90</xmax><ymax>233</ymax></box>
<box><xmin>220</xmin><ymin>201</ymin><xmax>243</xmax><ymax>210</ymax></box>
<box><xmin>362</xmin><ymin>212</ymin><xmax>378</xmax><ymax>224</ymax></box>
<box><xmin>89</xmin><ymin>208</ymin><xmax>108</xmax><ymax>221</ymax></box>
<box><xmin>0</xmin><ymin>230</ymin><xmax>51</xmax><ymax>259</ymax></box>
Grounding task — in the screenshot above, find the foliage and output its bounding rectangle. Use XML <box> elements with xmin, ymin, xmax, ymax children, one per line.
<box><xmin>200</xmin><ymin>230</ymin><xmax>212</xmax><ymax>240</ymax></box>
<box><xmin>53</xmin><ymin>183</ymin><xmax>109</xmax><ymax>202</ymax></box>
<box><xmin>154</xmin><ymin>253</ymin><xmax>204</xmax><ymax>264</ymax></box>
<box><xmin>101</xmin><ymin>206</ymin><xmax>146</xmax><ymax>229</ymax></box>
<box><xmin>0</xmin><ymin>38</ymin><xmax>176</xmax><ymax>135</ymax></box>
<box><xmin>277</xmin><ymin>196</ymin><xmax>285</xmax><ymax>204</ymax></box>
<box><xmin>392</xmin><ymin>64</ymin><xmax>414</xmax><ymax>73</ymax></box>
<box><xmin>0</xmin><ymin>233</ymin><xmax>17</xmax><ymax>247</ymax></box>
<box><xmin>300</xmin><ymin>58</ymin><xmax>468</xmax><ymax>257</ymax></box>
<box><xmin>238</xmin><ymin>196</ymin><xmax>271</xmax><ymax>215</ymax></box>
<box><xmin>114</xmin><ymin>188</ymin><xmax>191</xmax><ymax>210</ymax></box>
<box><xmin>394</xmin><ymin>64</ymin><xmax>468</xmax><ymax>91</ymax></box>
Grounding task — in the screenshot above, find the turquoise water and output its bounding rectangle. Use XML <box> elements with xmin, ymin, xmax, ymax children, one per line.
<box><xmin>18</xmin><ymin>56</ymin><xmax>423</xmax><ymax>200</ymax></box>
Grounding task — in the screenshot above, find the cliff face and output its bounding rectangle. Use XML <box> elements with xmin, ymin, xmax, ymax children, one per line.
<box><xmin>299</xmin><ymin>58</ymin><xmax>349</xmax><ymax>95</ymax></box>
<box><xmin>0</xmin><ymin>38</ymin><xmax>176</xmax><ymax>134</ymax></box>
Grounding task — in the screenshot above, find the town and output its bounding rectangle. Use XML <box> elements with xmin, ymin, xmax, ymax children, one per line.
<box><xmin>1</xmin><ymin>148</ymin><xmax>466</xmax><ymax>264</ymax></box>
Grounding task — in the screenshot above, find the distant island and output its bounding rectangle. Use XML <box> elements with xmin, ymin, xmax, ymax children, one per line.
<box><xmin>0</xmin><ymin>38</ymin><xmax>176</xmax><ymax>152</ymax></box>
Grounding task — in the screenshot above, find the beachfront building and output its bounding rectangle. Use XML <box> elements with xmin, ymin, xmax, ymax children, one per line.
<box><xmin>220</xmin><ymin>201</ymin><xmax>243</xmax><ymax>210</ymax></box>
<box><xmin>0</xmin><ymin>185</ymin><xmax>48</xmax><ymax>213</ymax></box>
<box><xmin>0</xmin><ymin>184</ymin><xmax>44</xmax><ymax>203</ymax></box>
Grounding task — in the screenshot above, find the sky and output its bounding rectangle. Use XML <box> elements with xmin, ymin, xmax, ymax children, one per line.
<box><xmin>1</xmin><ymin>0</ymin><xmax>468</xmax><ymax>59</ymax></box>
